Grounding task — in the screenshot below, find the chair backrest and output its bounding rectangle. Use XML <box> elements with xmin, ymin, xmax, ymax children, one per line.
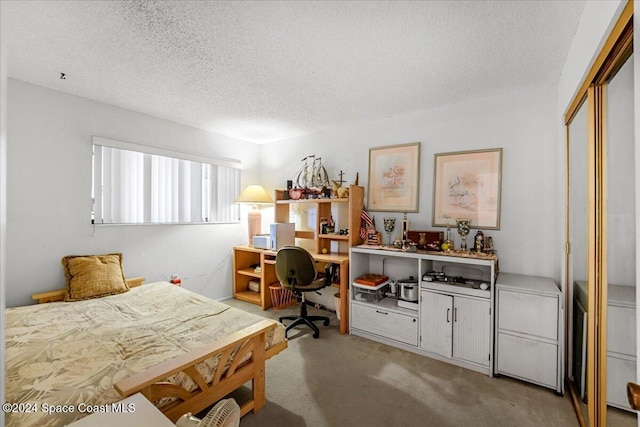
<box><xmin>275</xmin><ymin>246</ymin><xmax>318</xmax><ymax>289</ymax></box>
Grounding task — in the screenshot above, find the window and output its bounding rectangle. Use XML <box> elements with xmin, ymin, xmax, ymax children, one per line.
<box><xmin>92</xmin><ymin>136</ymin><xmax>241</xmax><ymax>224</ymax></box>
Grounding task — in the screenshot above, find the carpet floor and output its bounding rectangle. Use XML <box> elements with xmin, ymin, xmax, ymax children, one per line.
<box><xmin>223</xmin><ymin>298</ymin><xmax>635</xmax><ymax>427</ymax></box>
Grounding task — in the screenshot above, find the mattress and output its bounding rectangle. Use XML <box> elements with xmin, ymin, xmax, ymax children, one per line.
<box><xmin>5</xmin><ymin>282</ymin><xmax>285</xmax><ymax>427</ymax></box>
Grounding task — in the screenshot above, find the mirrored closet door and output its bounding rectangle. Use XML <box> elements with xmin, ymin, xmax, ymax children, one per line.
<box><xmin>564</xmin><ymin>2</ymin><xmax>634</xmax><ymax>426</ymax></box>
<box><xmin>604</xmin><ymin>52</ymin><xmax>635</xmax><ymax>425</ymax></box>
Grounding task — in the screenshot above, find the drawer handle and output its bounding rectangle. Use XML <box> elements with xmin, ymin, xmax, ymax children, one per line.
<box><xmin>375</xmin><ymin>310</ymin><xmax>389</xmax><ymax>315</ymax></box>
<box><xmin>447</xmin><ymin>308</ymin><xmax>450</xmax><ymax>323</ymax></box>
<box><xmin>412</xmin><ymin>318</ymin><xmax>417</xmax><ymax>323</ymax></box>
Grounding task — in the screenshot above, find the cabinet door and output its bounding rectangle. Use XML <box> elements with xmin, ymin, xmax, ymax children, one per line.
<box><xmin>453</xmin><ymin>297</ymin><xmax>491</xmax><ymax>366</ymax></box>
<box><xmin>420</xmin><ymin>291</ymin><xmax>453</xmax><ymax>358</ymax></box>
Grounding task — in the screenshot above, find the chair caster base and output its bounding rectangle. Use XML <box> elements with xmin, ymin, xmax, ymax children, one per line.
<box><xmin>280</xmin><ymin>314</ymin><xmax>330</xmax><ymax>339</ymax></box>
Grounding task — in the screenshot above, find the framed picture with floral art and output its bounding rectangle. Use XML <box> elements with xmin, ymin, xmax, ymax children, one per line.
<box><xmin>367</xmin><ymin>142</ymin><xmax>420</xmax><ymax>212</ymax></box>
<box><xmin>432</xmin><ymin>148</ymin><xmax>502</xmax><ymax>229</ymax></box>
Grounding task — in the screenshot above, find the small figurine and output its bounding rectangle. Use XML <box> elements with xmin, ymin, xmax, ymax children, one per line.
<box><xmin>474</xmin><ymin>230</ymin><xmax>484</xmax><ymax>253</ymax></box>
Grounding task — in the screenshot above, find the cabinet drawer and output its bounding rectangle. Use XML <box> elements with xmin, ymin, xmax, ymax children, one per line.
<box><xmin>608</xmin><ymin>306</ymin><xmax>636</xmax><ymax>357</ymax></box>
<box><xmin>497</xmin><ymin>333</ymin><xmax>558</xmax><ymax>389</ymax></box>
<box><xmin>497</xmin><ymin>289</ymin><xmax>558</xmax><ymax>340</ymax></box>
<box><xmin>351</xmin><ymin>303</ymin><xmax>418</xmax><ymax>346</ymax></box>
<box><xmin>607</xmin><ymin>354</ymin><xmax>636</xmax><ymax>410</ymax></box>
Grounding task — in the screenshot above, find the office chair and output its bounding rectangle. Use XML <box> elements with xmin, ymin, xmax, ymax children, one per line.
<box><xmin>275</xmin><ymin>246</ymin><xmax>336</xmax><ymax>339</ymax></box>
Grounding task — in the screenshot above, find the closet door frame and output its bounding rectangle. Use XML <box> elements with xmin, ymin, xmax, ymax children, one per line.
<box><xmin>564</xmin><ymin>2</ymin><xmax>634</xmax><ymax>426</ymax></box>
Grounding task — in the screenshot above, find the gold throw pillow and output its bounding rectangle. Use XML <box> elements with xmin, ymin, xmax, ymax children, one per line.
<box><xmin>62</xmin><ymin>253</ymin><xmax>129</xmax><ymax>301</ymax></box>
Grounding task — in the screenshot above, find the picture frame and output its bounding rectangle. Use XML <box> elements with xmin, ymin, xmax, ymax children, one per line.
<box><xmin>432</xmin><ymin>148</ymin><xmax>502</xmax><ymax>229</ymax></box>
<box><xmin>367</xmin><ymin>142</ymin><xmax>420</xmax><ymax>212</ymax></box>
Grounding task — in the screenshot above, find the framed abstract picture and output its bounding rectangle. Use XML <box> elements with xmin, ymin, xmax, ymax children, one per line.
<box><xmin>368</xmin><ymin>142</ymin><xmax>420</xmax><ymax>212</ymax></box>
<box><xmin>432</xmin><ymin>148</ymin><xmax>502</xmax><ymax>229</ymax></box>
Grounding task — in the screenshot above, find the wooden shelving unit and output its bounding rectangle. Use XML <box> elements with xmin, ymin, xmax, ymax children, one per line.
<box><xmin>268</xmin><ymin>185</ymin><xmax>364</xmax><ymax>334</ymax></box>
<box><xmin>274</xmin><ymin>184</ymin><xmax>364</xmax><ymax>255</ymax></box>
<box><xmin>232</xmin><ymin>245</ymin><xmax>277</xmax><ymax>310</ymax></box>
<box><xmin>232</xmin><ymin>185</ymin><xmax>365</xmax><ymax>333</ymax></box>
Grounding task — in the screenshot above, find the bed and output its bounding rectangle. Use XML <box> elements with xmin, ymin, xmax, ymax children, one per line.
<box><xmin>5</xmin><ymin>279</ymin><xmax>287</xmax><ymax>427</ymax></box>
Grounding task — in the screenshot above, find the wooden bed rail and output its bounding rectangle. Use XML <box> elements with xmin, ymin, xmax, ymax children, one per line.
<box><xmin>31</xmin><ymin>277</ymin><xmax>145</xmax><ymax>303</ymax></box>
<box><xmin>114</xmin><ymin>319</ymin><xmax>286</xmax><ymax>422</ymax></box>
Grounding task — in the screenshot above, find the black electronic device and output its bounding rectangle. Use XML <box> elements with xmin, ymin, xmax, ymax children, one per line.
<box><xmin>284</xmin><ymin>180</ymin><xmax>293</xmax><ymax>200</ymax></box>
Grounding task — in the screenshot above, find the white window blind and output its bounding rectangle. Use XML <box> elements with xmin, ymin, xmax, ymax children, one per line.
<box><xmin>92</xmin><ymin>137</ymin><xmax>241</xmax><ymax>225</ymax></box>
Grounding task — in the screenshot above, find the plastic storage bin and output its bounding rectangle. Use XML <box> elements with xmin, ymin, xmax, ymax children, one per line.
<box><xmin>353</xmin><ymin>281</ymin><xmax>389</xmax><ymax>303</ymax></box>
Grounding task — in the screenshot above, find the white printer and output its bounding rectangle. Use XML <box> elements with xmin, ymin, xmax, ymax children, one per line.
<box><xmin>269</xmin><ymin>223</ymin><xmax>295</xmax><ymax>250</ymax></box>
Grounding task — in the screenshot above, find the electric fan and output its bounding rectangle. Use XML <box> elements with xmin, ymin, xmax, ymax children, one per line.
<box><xmin>175</xmin><ymin>399</ymin><xmax>240</xmax><ymax>427</ymax></box>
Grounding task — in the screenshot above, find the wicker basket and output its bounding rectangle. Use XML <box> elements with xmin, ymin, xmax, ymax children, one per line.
<box><xmin>269</xmin><ymin>283</ymin><xmax>297</xmax><ymax>310</ymax></box>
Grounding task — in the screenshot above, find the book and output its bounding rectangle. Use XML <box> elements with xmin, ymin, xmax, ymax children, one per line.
<box><xmin>355</xmin><ymin>273</ymin><xmax>389</xmax><ymax>287</ymax></box>
<box><xmin>248</xmin><ymin>280</ymin><xmax>260</xmax><ymax>293</ymax></box>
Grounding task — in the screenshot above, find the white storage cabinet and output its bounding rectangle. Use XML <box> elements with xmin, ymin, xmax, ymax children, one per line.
<box><xmin>349</xmin><ymin>246</ymin><xmax>496</xmax><ymax>376</ymax></box>
<box><xmin>495</xmin><ymin>273</ymin><xmax>563</xmax><ymax>393</ymax></box>
<box><xmin>607</xmin><ymin>284</ymin><xmax>636</xmax><ymax>411</ymax></box>
<box><xmin>573</xmin><ymin>281</ymin><xmax>636</xmax><ymax>409</ymax></box>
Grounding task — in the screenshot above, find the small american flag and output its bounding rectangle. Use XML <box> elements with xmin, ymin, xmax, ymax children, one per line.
<box><xmin>360</xmin><ymin>209</ymin><xmax>375</xmax><ymax>240</ymax></box>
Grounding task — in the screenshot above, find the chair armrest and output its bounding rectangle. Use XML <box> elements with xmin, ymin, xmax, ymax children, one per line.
<box><xmin>324</xmin><ymin>263</ymin><xmax>338</xmax><ymax>287</ymax></box>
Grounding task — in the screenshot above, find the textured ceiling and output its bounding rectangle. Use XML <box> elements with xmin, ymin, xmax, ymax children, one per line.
<box><xmin>4</xmin><ymin>1</ymin><xmax>585</xmax><ymax>144</ymax></box>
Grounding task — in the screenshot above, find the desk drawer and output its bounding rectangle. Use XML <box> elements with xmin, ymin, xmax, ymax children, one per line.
<box><xmin>351</xmin><ymin>303</ymin><xmax>418</xmax><ymax>346</ymax></box>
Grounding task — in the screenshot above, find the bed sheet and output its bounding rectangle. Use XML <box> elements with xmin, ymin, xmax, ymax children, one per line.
<box><xmin>5</xmin><ymin>282</ymin><xmax>285</xmax><ymax>427</ymax></box>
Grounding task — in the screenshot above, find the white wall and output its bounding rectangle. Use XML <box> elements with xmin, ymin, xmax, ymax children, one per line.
<box><xmin>260</xmin><ymin>85</ymin><xmax>561</xmax><ymax>281</ymax></box>
<box><xmin>6</xmin><ymin>80</ymin><xmax>261</xmax><ymax>307</ymax></box>
<box><xmin>557</xmin><ymin>0</ymin><xmax>627</xmax><ymax>113</ymax></box>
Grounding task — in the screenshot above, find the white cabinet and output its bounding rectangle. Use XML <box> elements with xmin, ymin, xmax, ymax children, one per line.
<box><xmin>453</xmin><ymin>296</ymin><xmax>491</xmax><ymax>366</ymax></box>
<box><xmin>573</xmin><ymin>281</ymin><xmax>637</xmax><ymax>410</ymax></box>
<box><xmin>420</xmin><ymin>291</ymin><xmax>453</xmax><ymax>357</ymax></box>
<box><xmin>420</xmin><ymin>290</ymin><xmax>491</xmax><ymax>367</ymax></box>
<box><xmin>495</xmin><ymin>273</ymin><xmax>562</xmax><ymax>393</ymax></box>
<box><xmin>349</xmin><ymin>246</ymin><xmax>496</xmax><ymax>376</ymax></box>
<box><xmin>606</xmin><ymin>284</ymin><xmax>636</xmax><ymax>411</ymax></box>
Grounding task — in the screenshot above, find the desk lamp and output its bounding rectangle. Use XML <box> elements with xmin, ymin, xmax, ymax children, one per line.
<box><xmin>235</xmin><ymin>185</ymin><xmax>274</xmax><ymax>244</ymax></box>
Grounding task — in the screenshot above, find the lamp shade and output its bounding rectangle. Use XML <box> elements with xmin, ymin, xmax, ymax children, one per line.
<box><xmin>235</xmin><ymin>185</ymin><xmax>274</xmax><ymax>204</ymax></box>
<box><xmin>235</xmin><ymin>185</ymin><xmax>273</xmax><ymax>245</ymax></box>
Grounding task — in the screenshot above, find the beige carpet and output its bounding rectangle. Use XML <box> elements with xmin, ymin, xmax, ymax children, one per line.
<box><xmin>223</xmin><ymin>298</ymin><xmax>634</xmax><ymax>427</ymax></box>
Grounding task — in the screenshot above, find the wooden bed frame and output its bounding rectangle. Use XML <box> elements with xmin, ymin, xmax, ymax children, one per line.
<box><xmin>116</xmin><ymin>319</ymin><xmax>286</xmax><ymax>421</ymax></box>
<box><xmin>30</xmin><ymin>277</ymin><xmax>146</xmax><ymax>303</ymax></box>
<box><xmin>30</xmin><ymin>278</ymin><xmax>288</xmax><ymax>422</ymax></box>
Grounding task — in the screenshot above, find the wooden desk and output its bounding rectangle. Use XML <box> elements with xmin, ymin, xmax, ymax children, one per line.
<box><xmin>233</xmin><ymin>244</ymin><xmax>350</xmax><ymax>334</ymax></box>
